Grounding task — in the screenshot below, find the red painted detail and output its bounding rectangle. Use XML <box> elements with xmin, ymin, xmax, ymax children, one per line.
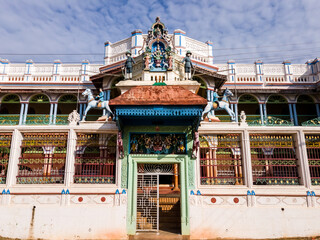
<box><xmin>78</xmin><ymin>197</ymin><xmax>83</xmax><ymax>202</ymax></box>
<box><xmin>211</xmin><ymin>197</ymin><xmax>216</xmax><ymax>204</ymax></box>
<box><xmin>233</xmin><ymin>197</ymin><xmax>239</xmax><ymax>203</ymax></box>
<box><xmin>101</xmin><ymin>197</ymin><xmax>106</xmax><ymax>202</ymax></box>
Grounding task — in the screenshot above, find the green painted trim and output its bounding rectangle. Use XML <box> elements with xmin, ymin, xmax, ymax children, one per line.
<box><xmin>126</xmin><ymin>155</ymin><xmax>190</xmax><ymax>235</ymax></box>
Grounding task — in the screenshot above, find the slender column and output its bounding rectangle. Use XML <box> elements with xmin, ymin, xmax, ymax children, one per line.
<box><xmin>172</xmin><ymin>164</ymin><xmax>180</xmax><ymax>191</ymax></box>
<box><xmin>18</xmin><ymin>103</ymin><xmax>25</xmax><ymax>125</ymax></box>
<box><xmin>53</xmin><ymin>103</ymin><xmax>58</xmax><ymax>125</ymax></box>
<box><xmin>289</xmin><ymin>104</ymin><xmax>294</xmax><ymax>124</ymax></box>
<box><xmin>234</xmin><ymin>103</ymin><xmax>238</xmax><ymax>122</ymax></box>
<box><xmin>231</xmin><ymin>104</ymin><xmax>234</xmax><ymax>112</ymax></box>
<box><xmin>64</xmin><ymin>129</ymin><xmax>77</xmax><ymax>187</ymax></box>
<box><xmin>292</xmin><ymin>103</ymin><xmax>298</xmax><ymax>126</ymax></box>
<box><xmin>243</xmin><ymin>130</ymin><xmax>253</xmax><ymax>188</ymax></box>
<box><xmin>263</xmin><ymin>103</ymin><xmax>267</xmax><ymax>120</ymax></box>
<box><xmin>210</xmin><ymin>90</ymin><xmax>214</xmax><ymax>102</ymax></box>
<box><xmin>296</xmin><ymin>130</ymin><xmax>312</xmax><ymax>188</ymax></box>
<box><xmin>49</xmin><ymin>103</ymin><xmax>54</xmax><ymax>124</ymax></box>
<box><xmin>206</xmin><ymin>90</ymin><xmax>210</xmax><ymax>101</ymax></box>
<box><xmin>316</xmin><ymin>103</ymin><xmax>320</xmax><ymax>118</ymax></box>
<box><xmin>23</xmin><ymin>103</ymin><xmax>29</xmax><ymax>124</ymax></box>
<box><xmin>83</xmin><ymin>104</ymin><xmax>87</xmax><ymax>117</ymax></box>
<box><xmin>79</xmin><ymin>103</ymin><xmax>83</xmax><ymax>120</ymax></box>
<box><xmin>259</xmin><ymin>103</ymin><xmax>264</xmax><ymax>125</ymax></box>
<box><xmin>106</xmin><ymin>90</ymin><xmax>111</xmax><ymax>101</ymax></box>
<box><xmin>6</xmin><ymin>129</ymin><xmax>23</xmax><ymax>187</ymax></box>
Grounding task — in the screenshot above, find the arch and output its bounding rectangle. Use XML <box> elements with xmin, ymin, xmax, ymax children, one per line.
<box><xmin>0</xmin><ymin>94</ymin><xmax>21</xmax><ymax>115</ymax></box>
<box><xmin>193</xmin><ymin>76</ymin><xmax>207</xmax><ymax>99</ymax></box>
<box><xmin>57</xmin><ymin>94</ymin><xmax>78</xmax><ymax>115</ymax></box>
<box><xmin>1</xmin><ymin>94</ymin><xmax>20</xmax><ymax>103</ymax></box>
<box><xmin>29</xmin><ymin>94</ymin><xmax>50</xmax><ymax>103</ymax></box>
<box><xmin>266</xmin><ymin>94</ymin><xmax>290</xmax><ymax>121</ymax></box>
<box><xmin>28</xmin><ymin>94</ymin><xmax>50</xmax><ymax>117</ymax></box>
<box><xmin>296</xmin><ymin>95</ymin><xmax>317</xmax><ymax>125</ymax></box>
<box><xmin>238</xmin><ymin>94</ymin><xmax>260</xmax><ymax>122</ymax></box>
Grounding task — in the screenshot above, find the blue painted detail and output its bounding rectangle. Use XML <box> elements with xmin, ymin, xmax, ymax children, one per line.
<box><xmin>27</xmin><ymin>65</ymin><xmax>30</xmax><ymax>74</ymax></box>
<box><xmin>259</xmin><ymin>65</ymin><xmax>261</xmax><ymax>74</ymax></box>
<box><xmin>179</xmin><ymin>36</ymin><xmax>181</xmax><ymax>47</ymax></box>
<box><xmin>260</xmin><ymin>76</ymin><xmax>262</xmax><ymax>81</ymax></box>
<box><xmin>311</xmin><ymin>191</ymin><xmax>316</xmax><ymax>196</ymax></box>
<box><xmin>247</xmin><ymin>190</ymin><xmax>251</xmax><ymax>195</ymax></box>
<box><xmin>307</xmin><ymin>191</ymin><xmax>311</xmax><ymax>196</ymax></box>
<box><xmin>82</xmin><ymin>62</ymin><xmax>89</xmax><ymax>65</ymax></box>
<box><xmin>0</xmin><ymin>62</ymin><xmax>9</xmax><ymax>64</ymax></box>
<box><xmin>251</xmin><ymin>190</ymin><xmax>255</xmax><ymax>195</ymax></box>
<box><xmin>115</xmin><ymin>189</ymin><xmax>120</xmax><ymax>194</ymax></box>
<box><xmin>180</xmin><ymin>49</ymin><xmax>182</xmax><ymax>55</ymax></box>
<box><xmin>6</xmin><ymin>189</ymin><xmax>10</xmax><ymax>194</ymax></box>
<box><xmin>105</xmin><ymin>42</ymin><xmax>110</xmax><ymax>46</ymax></box>
<box><xmin>135</xmin><ymin>49</ymin><xmax>137</xmax><ymax>55</ymax></box>
<box><xmin>61</xmin><ymin>189</ymin><xmax>66</xmax><ymax>195</ymax></box>
<box><xmin>122</xmin><ymin>189</ymin><xmax>126</xmax><ymax>194</ymax></box>
<box><xmin>66</xmin><ymin>189</ymin><xmax>70</xmax><ymax>194</ymax></box>
<box><xmin>131</xmin><ymin>32</ymin><xmax>142</xmax><ymax>36</ymax></box>
<box><xmin>174</xmin><ymin>32</ymin><xmax>186</xmax><ymax>36</ymax></box>
<box><xmin>283</xmin><ymin>62</ymin><xmax>291</xmax><ymax>65</ymax></box>
<box><xmin>1</xmin><ymin>189</ymin><xmax>5</xmax><ymax>195</ymax></box>
<box><xmin>190</xmin><ymin>190</ymin><xmax>194</xmax><ymax>195</ymax></box>
<box><xmin>135</xmin><ymin>36</ymin><xmax>137</xmax><ymax>46</ymax></box>
<box><xmin>228</xmin><ymin>62</ymin><xmax>235</xmax><ymax>64</ymax></box>
<box><xmin>197</xmin><ymin>190</ymin><xmax>201</xmax><ymax>195</ymax></box>
<box><xmin>115</xmin><ymin>106</ymin><xmax>203</xmax><ymax>117</ymax></box>
<box><xmin>26</xmin><ymin>62</ymin><xmax>33</xmax><ymax>65</ymax></box>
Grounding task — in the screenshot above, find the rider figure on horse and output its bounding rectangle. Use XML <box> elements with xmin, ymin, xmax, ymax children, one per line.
<box><xmin>212</xmin><ymin>88</ymin><xmax>220</xmax><ymax>109</ymax></box>
<box><xmin>95</xmin><ymin>88</ymin><xmax>105</xmax><ymax>103</ymax></box>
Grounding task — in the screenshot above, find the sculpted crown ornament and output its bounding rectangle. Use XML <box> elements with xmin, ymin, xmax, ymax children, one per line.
<box><xmin>68</xmin><ymin>110</ymin><xmax>80</xmax><ymax>125</ymax></box>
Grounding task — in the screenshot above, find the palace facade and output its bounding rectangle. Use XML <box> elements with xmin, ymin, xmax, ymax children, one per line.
<box><xmin>0</xmin><ymin>18</ymin><xmax>320</xmax><ymax>239</ymax></box>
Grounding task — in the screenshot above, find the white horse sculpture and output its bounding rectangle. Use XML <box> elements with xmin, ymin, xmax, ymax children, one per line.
<box><xmin>81</xmin><ymin>88</ymin><xmax>113</xmax><ymax>121</ymax></box>
<box><xmin>202</xmin><ymin>88</ymin><xmax>236</xmax><ymax>122</ymax></box>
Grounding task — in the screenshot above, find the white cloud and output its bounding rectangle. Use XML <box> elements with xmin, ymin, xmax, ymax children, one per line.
<box><xmin>0</xmin><ymin>0</ymin><xmax>319</xmax><ymax>64</ymax></box>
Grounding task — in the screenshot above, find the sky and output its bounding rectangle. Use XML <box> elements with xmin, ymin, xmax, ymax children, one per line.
<box><xmin>0</xmin><ymin>0</ymin><xmax>320</xmax><ymax>64</ymax></box>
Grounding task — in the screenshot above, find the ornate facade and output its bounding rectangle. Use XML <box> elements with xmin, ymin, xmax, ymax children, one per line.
<box><xmin>0</xmin><ymin>17</ymin><xmax>320</xmax><ymax>239</ymax></box>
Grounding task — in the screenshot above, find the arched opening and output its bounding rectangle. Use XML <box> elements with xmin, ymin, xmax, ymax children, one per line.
<box><xmin>238</xmin><ymin>94</ymin><xmax>259</xmax><ymax>123</ymax></box>
<box><xmin>0</xmin><ymin>94</ymin><xmax>21</xmax><ymax>125</ymax></box>
<box><xmin>296</xmin><ymin>95</ymin><xmax>317</xmax><ymax>125</ymax></box>
<box><xmin>110</xmin><ymin>77</ymin><xmax>123</xmax><ymax>99</ymax></box>
<box><xmin>27</xmin><ymin>94</ymin><xmax>50</xmax><ymax>125</ymax></box>
<box><xmin>266</xmin><ymin>95</ymin><xmax>290</xmax><ymax>121</ymax></box>
<box><xmin>57</xmin><ymin>94</ymin><xmax>78</xmax><ymax>124</ymax></box>
<box><xmin>194</xmin><ymin>76</ymin><xmax>207</xmax><ymax>99</ymax></box>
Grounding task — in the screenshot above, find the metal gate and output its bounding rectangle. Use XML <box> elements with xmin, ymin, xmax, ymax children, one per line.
<box><xmin>136</xmin><ymin>164</ymin><xmax>174</xmax><ymax>232</ymax></box>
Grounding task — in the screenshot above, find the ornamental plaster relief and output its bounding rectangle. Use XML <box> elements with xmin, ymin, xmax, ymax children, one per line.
<box><xmin>36</xmin><ymin>195</ymin><xmax>61</xmax><ymax>204</ymax></box>
<box><xmin>257</xmin><ymin>196</ymin><xmax>281</xmax><ymax>205</ymax></box>
<box><xmin>291</xmin><ymin>64</ymin><xmax>309</xmax><ymax>75</ymax></box>
<box><xmin>236</xmin><ymin>65</ymin><xmax>255</xmax><ymax>74</ymax></box>
<box><xmin>282</xmin><ymin>197</ymin><xmax>306</xmax><ymax>206</ymax></box>
<box><xmin>11</xmin><ymin>195</ymin><xmax>36</xmax><ymax>204</ymax></box>
<box><xmin>263</xmin><ymin>64</ymin><xmax>285</xmax><ymax>75</ymax></box>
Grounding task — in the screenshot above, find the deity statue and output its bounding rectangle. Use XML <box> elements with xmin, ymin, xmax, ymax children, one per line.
<box><xmin>95</xmin><ymin>88</ymin><xmax>105</xmax><ymax>105</ymax></box>
<box><xmin>153</xmin><ymin>45</ymin><xmax>163</xmax><ymax>68</ymax></box>
<box><xmin>124</xmin><ymin>51</ymin><xmax>136</xmax><ymax>79</ymax></box>
<box><xmin>181</xmin><ymin>50</ymin><xmax>193</xmax><ymax>80</ymax></box>
<box><xmin>144</xmin><ymin>47</ymin><xmax>152</xmax><ymax>70</ymax></box>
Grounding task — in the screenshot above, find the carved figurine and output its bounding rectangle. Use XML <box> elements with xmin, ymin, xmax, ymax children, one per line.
<box><xmin>124</xmin><ymin>51</ymin><xmax>135</xmax><ymax>79</ymax></box>
<box><xmin>181</xmin><ymin>50</ymin><xmax>193</xmax><ymax>80</ymax></box>
<box><xmin>117</xmin><ymin>132</ymin><xmax>124</xmax><ymax>158</ymax></box>
<box><xmin>192</xmin><ymin>132</ymin><xmax>200</xmax><ymax>158</ymax></box>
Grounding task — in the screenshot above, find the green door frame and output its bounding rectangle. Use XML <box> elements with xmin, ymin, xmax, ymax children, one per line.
<box><xmin>126</xmin><ymin>154</ymin><xmax>190</xmax><ymax>236</ymax></box>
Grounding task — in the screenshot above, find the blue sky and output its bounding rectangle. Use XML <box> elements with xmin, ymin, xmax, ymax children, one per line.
<box><xmin>0</xmin><ymin>0</ymin><xmax>320</xmax><ymax>64</ymax></box>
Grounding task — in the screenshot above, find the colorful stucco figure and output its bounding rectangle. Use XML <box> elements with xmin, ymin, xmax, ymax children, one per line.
<box><xmin>124</xmin><ymin>51</ymin><xmax>136</xmax><ymax>79</ymax></box>
<box><xmin>181</xmin><ymin>50</ymin><xmax>193</xmax><ymax>79</ymax></box>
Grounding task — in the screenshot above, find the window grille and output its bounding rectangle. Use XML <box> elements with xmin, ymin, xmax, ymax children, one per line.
<box><xmin>305</xmin><ymin>135</ymin><xmax>320</xmax><ymax>185</ymax></box>
<box><xmin>200</xmin><ymin>134</ymin><xmax>243</xmax><ymax>185</ymax></box>
<box><xmin>74</xmin><ymin>133</ymin><xmax>116</xmax><ymax>184</ymax></box>
<box><xmin>0</xmin><ymin>133</ymin><xmax>11</xmax><ymax>184</ymax></box>
<box><xmin>17</xmin><ymin>133</ymin><xmax>67</xmax><ymax>184</ymax></box>
<box><xmin>250</xmin><ymin>134</ymin><xmax>299</xmax><ymax>185</ymax></box>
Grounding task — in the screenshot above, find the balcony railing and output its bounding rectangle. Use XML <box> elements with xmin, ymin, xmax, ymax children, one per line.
<box><xmin>0</xmin><ymin>114</ymin><xmax>20</xmax><ymax>125</ymax></box>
